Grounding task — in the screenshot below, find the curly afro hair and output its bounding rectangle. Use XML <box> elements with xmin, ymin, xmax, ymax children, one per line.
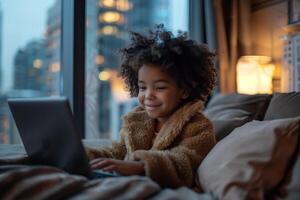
<box><xmin>119</xmin><ymin>24</ymin><xmax>217</xmax><ymax>102</ymax></box>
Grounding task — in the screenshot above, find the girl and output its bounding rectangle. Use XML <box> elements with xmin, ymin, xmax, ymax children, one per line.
<box><xmin>87</xmin><ymin>25</ymin><xmax>217</xmax><ymax>189</ymax></box>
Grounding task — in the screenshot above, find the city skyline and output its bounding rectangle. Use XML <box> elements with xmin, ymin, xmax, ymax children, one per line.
<box><xmin>1</xmin><ymin>0</ymin><xmax>55</xmax><ymax>92</ymax></box>
<box><xmin>0</xmin><ymin>0</ymin><xmax>187</xmax><ymax>93</ymax></box>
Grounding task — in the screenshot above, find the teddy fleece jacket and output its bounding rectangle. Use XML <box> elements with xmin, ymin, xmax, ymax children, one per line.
<box><xmin>87</xmin><ymin>100</ymin><xmax>216</xmax><ymax>189</ymax></box>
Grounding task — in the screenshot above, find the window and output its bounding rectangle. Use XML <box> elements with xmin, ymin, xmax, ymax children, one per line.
<box><xmin>0</xmin><ymin>0</ymin><xmax>190</xmax><ymax>144</ymax></box>
<box><xmin>85</xmin><ymin>0</ymin><xmax>189</xmax><ymax>139</ymax></box>
<box><xmin>0</xmin><ymin>0</ymin><xmax>62</xmax><ymax>144</ymax></box>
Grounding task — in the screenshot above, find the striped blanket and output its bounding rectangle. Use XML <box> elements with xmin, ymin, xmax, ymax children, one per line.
<box><xmin>0</xmin><ymin>144</ymin><xmax>214</xmax><ymax>200</ymax></box>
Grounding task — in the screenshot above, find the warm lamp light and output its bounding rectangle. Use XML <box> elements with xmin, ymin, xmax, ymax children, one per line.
<box><xmin>236</xmin><ymin>56</ymin><xmax>275</xmax><ymax>94</ymax></box>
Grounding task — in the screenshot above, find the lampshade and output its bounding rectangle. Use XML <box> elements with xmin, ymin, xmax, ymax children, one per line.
<box><xmin>236</xmin><ymin>56</ymin><xmax>275</xmax><ymax>94</ymax></box>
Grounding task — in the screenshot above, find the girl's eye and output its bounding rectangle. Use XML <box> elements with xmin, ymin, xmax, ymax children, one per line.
<box><xmin>139</xmin><ymin>86</ymin><xmax>146</xmax><ymax>91</ymax></box>
<box><xmin>156</xmin><ymin>87</ymin><xmax>167</xmax><ymax>90</ymax></box>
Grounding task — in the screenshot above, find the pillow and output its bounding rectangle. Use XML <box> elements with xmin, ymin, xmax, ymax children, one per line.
<box><xmin>204</xmin><ymin>93</ymin><xmax>271</xmax><ymax>141</ymax></box>
<box><xmin>205</xmin><ymin>93</ymin><xmax>271</xmax><ymax>116</ymax></box>
<box><xmin>197</xmin><ymin>117</ymin><xmax>300</xmax><ymax>200</ymax></box>
<box><xmin>264</xmin><ymin>92</ymin><xmax>300</xmax><ymax>120</ymax></box>
<box><xmin>211</xmin><ymin>118</ymin><xmax>249</xmax><ymax>141</ymax></box>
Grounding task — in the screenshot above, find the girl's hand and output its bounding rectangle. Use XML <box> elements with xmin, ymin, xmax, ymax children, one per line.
<box><xmin>90</xmin><ymin>158</ymin><xmax>145</xmax><ymax>176</ymax></box>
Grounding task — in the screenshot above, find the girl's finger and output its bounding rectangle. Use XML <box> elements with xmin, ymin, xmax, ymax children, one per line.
<box><xmin>91</xmin><ymin>159</ymin><xmax>113</xmax><ymax>169</ymax></box>
<box><xmin>89</xmin><ymin>158</ymin><xmax>105</xmax><ymax>165</ymax></box>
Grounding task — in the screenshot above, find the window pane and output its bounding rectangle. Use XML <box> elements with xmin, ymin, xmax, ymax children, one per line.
<box><xmin>0</xmin><ymin>0</ymin><xmax>62</xmax><ymax>144</ymax></box>
<box><xmin>85</xmin><ymin>0</ymin><xmax>189</xmax><ymax>139</ymax></box>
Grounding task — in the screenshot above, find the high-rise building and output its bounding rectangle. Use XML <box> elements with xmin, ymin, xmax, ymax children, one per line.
<box><xmin>95</xmin><ymin>0</ymin><xmax>130</xmax><ymax>138</ymax></box>
<box><xmin>125</xmin><ymin>0</ymin><xmax>170</xmax><ymax>33</ymax></box>
<box><xmin>13</xmin><ymin>40</ymin><xmax>48</xmax><ymax>93</ymax></box>
<box><xmin>94</xmin><ymin>0</ymin><xmax>170</xmax><ymax>138</ymax></box>
<box><xmin>45</xmin><ymin>0</ymin><xmax>61</xmax><ymax>96</ymax></box>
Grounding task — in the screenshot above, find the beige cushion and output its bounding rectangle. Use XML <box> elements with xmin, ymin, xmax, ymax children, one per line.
<box><xmin>204</xmin><ymin>93</ymin><xmax>271</xmax><ymax>141</ymax></box>
<box><xmin>197</xmin><ymin>118</ymin><xmax>300</xmax><ymax>200</ymax></box>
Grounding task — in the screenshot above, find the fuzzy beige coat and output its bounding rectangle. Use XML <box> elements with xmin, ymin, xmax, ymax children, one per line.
<box><xmin>87</xmin><ymin>100</ymin><xmax>216</xmax><ymax>189</ymax></box>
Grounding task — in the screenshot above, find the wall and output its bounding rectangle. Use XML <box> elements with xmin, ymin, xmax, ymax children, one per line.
<box><xmin>250</xmin><ymin>0</ymin><xmax>288</xmax><ymax>92</ymax></box>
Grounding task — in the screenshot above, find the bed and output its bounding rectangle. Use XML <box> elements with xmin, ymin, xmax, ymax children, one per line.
<box><xmin>0</xmin><ymin>141</ymin><xmax>214</xmax><ymax>200</ymax></box>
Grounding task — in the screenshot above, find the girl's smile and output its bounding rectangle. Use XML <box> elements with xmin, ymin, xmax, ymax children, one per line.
<box><xmin>145</xmin><ymin>104</ymin><xmax>161</xmax><ymax>110</ymax></box>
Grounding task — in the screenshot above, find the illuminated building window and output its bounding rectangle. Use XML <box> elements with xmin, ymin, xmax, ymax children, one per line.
<box><xmin>33</xmin><ymin>59</ymin><xmax>43</xmax><ymax>69</ymax></box>
<box><xmin>95</xmin><ymin>54</ymin><xmax>105</xmax><ymax>65</ymax></box>
<box><xmin>99</xmin><ymin>0</ymin><xmax>115</xmax><ymax>8</ymax></box>
<box><xmin>116</xmin><ymin>0</ymin><xmax>132</xmax><ymax>11</ymax></box>
<box><xmin>99</xmin><ymin>70</ymin><xmax>111</xmax><ymax>81</ymax></box>
<box><xmin>99</xmin><ymin>25</ymin><xmax>119</xmax><ymax>35</ymax></box>
<box><xmin>49</xmin><ymin>62</ymin><xmax>60</xmax><ymax>73</ymax></box>
<box><xmin>99</xmin><ymin>11</ymin><xmax>125</xmax><ymax>24</ymax></box>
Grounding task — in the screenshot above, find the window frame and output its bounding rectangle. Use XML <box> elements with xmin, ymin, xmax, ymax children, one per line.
<box><xmin>61</xmin><ymin>0</ymin><xmax>85</xmax><ymax>138</ymax></box>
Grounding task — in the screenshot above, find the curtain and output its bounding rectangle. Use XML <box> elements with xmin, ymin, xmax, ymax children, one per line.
<box><xmin>189</xmin><ymin>0</ymin><xmax>217</xmax><ymax>50</ymax></box>
<box><xmin>189</xmin><ymin>0</ymin><xmax>217</xmax><ymax>101</ymax></box>
<box><xmin>212</xmin><ymin>0</ymin><xmax>252</xmax><ymax>93</ymax></box>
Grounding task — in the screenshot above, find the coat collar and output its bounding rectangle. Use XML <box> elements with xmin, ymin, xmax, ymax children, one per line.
<box><xmin>152</xmin><ymin>101</ymin><xmax>204</xmax><ymax>149</ymax></box>
<box><xmin>123</xmin><ymin>100</ymin><xmax>204</xmax><ymax>150</ymax></box>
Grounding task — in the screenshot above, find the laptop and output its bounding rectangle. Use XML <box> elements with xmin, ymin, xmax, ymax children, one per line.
<box><xmin>7</xmin><ymin>97</ymin><xmax>118</xmax><ymax>178</ymax></box>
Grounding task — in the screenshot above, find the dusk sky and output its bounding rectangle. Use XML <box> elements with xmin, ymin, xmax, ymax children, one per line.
<box><xmin>1</xmin><ymin>0</ymin><xmax>55</xmax><ymax>91</ymax></box>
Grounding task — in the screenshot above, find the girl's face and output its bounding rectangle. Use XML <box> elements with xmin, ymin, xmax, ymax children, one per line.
<box><xmin>138</xmin><ymin>64</ymin><xmax>186</xmax><ymax>123</ymax></box>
